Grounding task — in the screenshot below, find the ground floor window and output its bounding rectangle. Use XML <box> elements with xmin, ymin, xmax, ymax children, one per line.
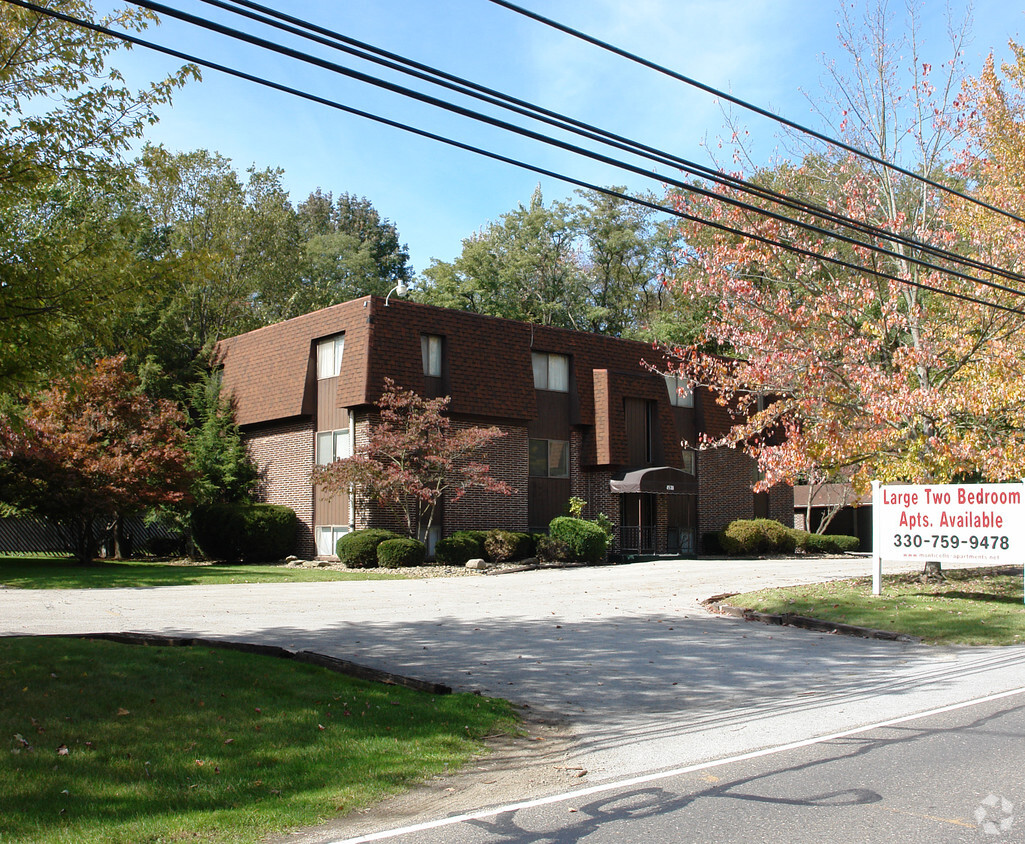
<box><xmin>316</xmin><ymin>525</ymin><xmax>349</xmax><ymax>557</ymax></box>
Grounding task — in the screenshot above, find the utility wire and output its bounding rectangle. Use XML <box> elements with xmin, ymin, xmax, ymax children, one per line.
<box><xmin>486</xmin><ymin>0</ymin><xmax>1025</xmax><ymax>229</ymax></box>
<box><xmin>194</xmin><ymin>0</ymin><xmax>1025</xmax><ymax>291</ymax></box>
<box><xmin>109</xmin><ymin>0</ymin><xmax>1025</xmax><ymax>299</ymax></box>
<box><xmin>7</xmin><ymin>0</ymin><xmax>1024</xmax><ymax>318</ymax></box>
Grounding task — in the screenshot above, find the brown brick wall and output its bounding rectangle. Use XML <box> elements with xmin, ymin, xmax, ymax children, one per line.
<box><xmin>245</xmin><ymin>419</ymin><xmax>316</xmax><ymax>557</ymax></box>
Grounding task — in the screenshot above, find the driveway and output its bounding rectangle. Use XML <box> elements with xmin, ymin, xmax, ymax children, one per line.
<box><xmin>4</xmin><ymin>556</ymin><xmax>1025</xmax><ymax>838</ymax></box>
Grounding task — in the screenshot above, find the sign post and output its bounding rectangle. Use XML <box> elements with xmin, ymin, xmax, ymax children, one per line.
<box><xmin>871</xmin><ymin>482</ymin><xmax>1025</xmax><ymax>598</ymax></box>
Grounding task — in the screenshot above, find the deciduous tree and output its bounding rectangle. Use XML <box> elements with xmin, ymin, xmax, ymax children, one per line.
<box><xmin>311</xmin><ymin>380</ymin><xmax>512</xmax><ymax>540</ymax></box>
<box><xmin>666</xmin><ymin>2</ymin><xmax>1025</xmax><ymax>502</ymax></box>
<box><xmin>0</xmin><ymin>356</ymin><xmax>194</xmax><ymax>562</ymax></box>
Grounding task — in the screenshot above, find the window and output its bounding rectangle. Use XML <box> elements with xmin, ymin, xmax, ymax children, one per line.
<box><xmin>316</xmin><ymin>525</ymin><xmax>349</xmax><ymax>557</ymax></box>
<box><xmin>530</xmin><ymin>438</ymin><xmax>569</xmax><ymax>478</ymax></box>
<box><xmin>316</xmin><ymin>428</ymin><xmax>351</xmax><ymax>466</ymax></box>
<box><xmin>532</xmin><ymin>352</ymin><xmax>569</xmax><ymax>392</ymax></box>
<box><xmin>681</xmin><ymin>449</ymin><xmax>696</xmax><ymax>475</ymax></box>
<box><xmin>317</xmin><ymin>335</ymin><xmax>344</xmax><ymax>379</ymax></box>
<box><xmin>665</xmin><ymin>374</ymin><xmax>694</xmax><ymax>408</ymax></box>
<box><xmin>421</xmin><ymin>334</ymin><xmax>442</xmax><ymax>377</ymax></box>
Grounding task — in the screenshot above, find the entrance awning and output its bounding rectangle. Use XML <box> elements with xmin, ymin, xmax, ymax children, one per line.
<box><xmin>610</xmin><ymin>466</ymin><xmax>698</xmax><ymax>495</ymax></box>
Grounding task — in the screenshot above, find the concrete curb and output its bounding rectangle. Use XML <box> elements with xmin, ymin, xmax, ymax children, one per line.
<box><xmin>27</xmin><ymin>631</ymin><xmax>454</xmax><ymax>695</ymax></box>
<box><xmin>702</xmin><ymin>598</ymin><xmax>921</xmax><ymax>643</ymax></box>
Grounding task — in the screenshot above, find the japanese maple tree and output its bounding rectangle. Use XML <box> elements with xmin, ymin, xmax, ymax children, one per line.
<box><xmin>312</xmin><ymin>379</ymin><xmax>512</xmax><ymax>540</ymax></box>
<box><xmin>0</xmin><ymin>356</ymin><xmax>194</xmax><ymax>562</ymax></box>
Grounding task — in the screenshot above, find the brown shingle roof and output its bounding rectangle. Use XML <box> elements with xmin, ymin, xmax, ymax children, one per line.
<box><xmin>214</xmin><ymin>296</ymin><xmax>686</xmax><ymax>430</ymax></box>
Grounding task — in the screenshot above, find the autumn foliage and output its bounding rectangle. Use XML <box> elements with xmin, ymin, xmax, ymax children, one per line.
<box><xmin>0</xmin><ymin>356</ymin><xmax>194</xmax><ymax>562</ymax></box>
<box><xmin>666</xmin><ymin>25</ymin><xmax>1025</xmax><ymax>495</ymax></box>
<box><xmin>311</xmin><ymin>379</ymin><xmax>512</xmax><ymax>540</ymax></box>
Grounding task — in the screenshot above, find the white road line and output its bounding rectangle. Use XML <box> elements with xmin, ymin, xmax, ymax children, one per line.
<box><xmin>331</xmin><ymin>685</ymin><xmax>1025</xmax><ymax>843</ymax></box>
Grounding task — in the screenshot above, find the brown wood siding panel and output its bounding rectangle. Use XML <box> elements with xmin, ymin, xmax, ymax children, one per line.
<box><xmin>316</xmin><ymin>378</ymin><xmax>350</xmax><ymax>432</ymax></box>
<box><xmin>528</xmin><ymin>477</ymin><xmax>571</xmax><ymax>529</ymax></box>
<box><xmin>528</xmin><ymin>391</ymin><xmax>570</xmax><ymax>439</ymax></box>
<box><xmin>315</xmin><ymin>487</ymin><xmax>349</xmax><ymax>526</ymax></box>
<box><xmin>624</xmin><ymin>398</ymin><xmax>649</xmax><ymax>466</ymax></box>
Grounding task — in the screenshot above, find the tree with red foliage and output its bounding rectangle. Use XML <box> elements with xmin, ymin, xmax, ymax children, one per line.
<box><xmin>0</xmin><ymin>356</ymin><xmax>194</xmax><ymax>562</ymax></box>
<box><xmin>312</xmin><ymin>379</ymin><xmax>512</xmax><ymax>540</ymax></box>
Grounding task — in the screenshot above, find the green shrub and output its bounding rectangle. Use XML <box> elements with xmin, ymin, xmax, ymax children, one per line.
<box><xmin>548</xmin><ymin>516</ymin><xmax>610</xmax><ymax>563</ymax></box>
<box><xmin>434</xmin><ymin>534</ymin><xmax>481</xmax><ymax>566</ymax></box>
<box><xmin>449</xmin><ymin>530</ymin><xmax>488</xmax><ymax>559</ymax></box>
<box><xmin>536</xmin><ymin>534</ymin><xmax>572</xmax><ymax>563</ymax></box>
<box><xmin>719</xmin><ymin>519</ymin><xmax>798</xmax><ymax>556</ymax></box>
<box><xmin>833</xmin><ymin>534</ymin><xmax>861</xmax><ymax>552</ymax></box>
<box><xmin>484</xmin><ymin>529</ymin><xmax>533</xmax><ymax>563</ymax></box>
<box><xmin>377</xmin><ymin>537</ymin><xmax>426</xmax><ymax>568</ymax></box>
<box><xmin>335</xmin><ymin>529</ymin><xmax>401</xmax><ymax>569</ymax></box>
<box><xmin>191</xmin><ymin>503</ymin><xmax>297</xmax><ymax>563</ymax></box>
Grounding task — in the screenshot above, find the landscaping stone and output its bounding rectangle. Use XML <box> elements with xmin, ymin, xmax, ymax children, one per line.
<box><xmin>465</xmin><ymin>558</ymin><xmax>490</xmax><ymax>570</ymax></box>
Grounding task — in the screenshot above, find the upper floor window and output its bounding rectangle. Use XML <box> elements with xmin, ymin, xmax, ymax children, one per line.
<box><xmin>317</xmin><ymin>335</ymin><xmax>344</xmax><ymax>380</ymax></box>
<box><xmin>316</xmin><ymin>428</ymin><xmax>351</xmax><ymax>466</ymax></box>
<box><xmin>532</xmin><ymin>352</ymin><xmax>569</xmax><ymax>392</ymax></box>
<box><xmin>665</xmin><ymin>374</ymin><xmax>694</xmax><ymax>408</ymax></box>
<box><xmin>422</xmin><ymin>334</ymin><xmax>443</xmax><ymax>378</ymax></box>
<box><xmin>530</xmin><ymin>438</ymin><xmax>569</xmax><ymax>478</ymax></box>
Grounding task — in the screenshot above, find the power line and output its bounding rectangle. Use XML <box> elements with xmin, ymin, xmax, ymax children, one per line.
<box><xmin>108</xmin><ymin>0</ymin><xmax>1025</xmax><ymax>298</ymax></box>
<box><xmin>486</xmin><ymin>0</ymin><xmax>1025</xmax><ymax>228</ymax></box>
<box><xmin>190</xmin><ymin>0</ymin><xmax>1025</xmax><ymax>292</ymax></box>
<box><xmin>6</xmin><ymin>0</ymin><xmax>1024</xmax><ymax>318</ymax></box>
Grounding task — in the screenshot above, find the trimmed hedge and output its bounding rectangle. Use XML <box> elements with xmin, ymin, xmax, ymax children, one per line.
<box><xmin>434</xmin><ymin>534</ymin><xmax>481</xmax><ymax>566</ymax></box>
<box><xmin>377</xmin><ymin>537</ymin><xmax>426</xmax><ymax>568</ymax></box>
<box><xmin>718</xmin><ymin>519</ymin><xmax>860</xmax><ymax>556</ymax></box>
<box><xmin>548</xmin><ymin>516</ymin><xmax>610</xmax><ymax>563</ymax></box>
<box><xmin>336</xmin><ymin>529</ymin><xmax>401</xmax><ymax>569</ymax></box>
<box><xmin>484</xmin><ymin>529</ymin><xmax>533</xmax><ymax>563</ymax></box>
<box><xmin>719</xmin><ymin>518</ymin><xmax>797</xmax><ymax>556</ymax></box>
<box><xmin>536</xmin><ymin>534</ymin><xmax>572</xmax><ymax>563</ymax></box>
<box><xmin>191</xmin><ymin>503</ymin><xmax>297</xmax><ymax>563</ymax></box>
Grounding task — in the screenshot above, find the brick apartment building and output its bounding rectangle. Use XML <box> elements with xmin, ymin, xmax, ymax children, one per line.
<box><xmin>214</xmin><ymin>295</ymin><xmax>792</xmax><ymax>558</ymax></box>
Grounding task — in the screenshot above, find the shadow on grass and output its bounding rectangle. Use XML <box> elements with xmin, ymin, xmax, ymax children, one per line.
<box><xmin>0</xmin><ymin>556</ymin><xmax>398</xmax><ymax>589</ymax></box>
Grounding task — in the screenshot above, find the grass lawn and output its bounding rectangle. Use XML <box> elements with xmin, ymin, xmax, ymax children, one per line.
<box><xmin>722</xmin><ymin>565</ymin><xmax>1025</xmax><ymax>645</ymax></box>
<box><xmin>0</xmin><ymin>555</ymin><xmax>408</xmax><ymax>589</ymax></box>
<box><xmin>0</xmin><ymin>636</ymin><xmax>517</xmax><ymax>844</ymax></box>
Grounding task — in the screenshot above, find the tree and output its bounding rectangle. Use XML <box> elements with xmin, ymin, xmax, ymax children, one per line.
<box><xmin>136</xmin><ymin>145</ymin><xmax>301</xmax><ymax>370</ymax></box>
<box><xmin>0</xmin><ymin>2</ymin><xmax>195</xmax><ymax>390</ymax></box>
<box><xmin>418</xmin><ymin>185</ymin><xmax>585</xmax><ymax>328</ymax></box>
<box><xmin>666</xmin><ymin>4</ymin><xmax>1025</xmax><ymax>534</ymax></box>
<box><xmin>311</xmin><ymin>379</ymin><xmax>512</xmax><ymax>540</ymax></box>
<box><xmin>0</xmin><ymin>356</ymin><xmax>194</xmax><ymax>562</ymax></box>
<box><xmin>184</xmin><ymin>369</ymin><xmax>258</xmax><ymax>507</ymax></box>
<box><xmin>289</xmin><ymin>189</ymin><xmax>413</xmax><ymax>314</ymax></box>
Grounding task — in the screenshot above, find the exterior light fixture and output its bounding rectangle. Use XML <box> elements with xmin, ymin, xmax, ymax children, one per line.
<box><xmin>385</xmin><ymin>281</ymin><xmax>409</xmax><ymax>306</ymax></box>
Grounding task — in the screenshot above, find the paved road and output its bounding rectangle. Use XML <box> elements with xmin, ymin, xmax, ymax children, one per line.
<box><xmin>4</xmin><ymin>556</ymin><xmax>1025</xmax><ymax>839</ymax></box>
<box><xmin>361</xmin><ymin>690</ymin><xmax>1025</xmax><ymax>843</ymax></box>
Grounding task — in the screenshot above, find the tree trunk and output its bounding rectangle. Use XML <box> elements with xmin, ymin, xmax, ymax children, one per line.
<box><xmin>921</xmin><ymin>559</ymin><xmax>945</xmax><ymax>581</ymax></box>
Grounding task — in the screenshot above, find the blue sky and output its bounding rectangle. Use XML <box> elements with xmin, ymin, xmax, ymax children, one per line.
<box><xmin>99</xmin><ymin>0</ymin><xmax>1024</xmax><ymax>273</ymax></box>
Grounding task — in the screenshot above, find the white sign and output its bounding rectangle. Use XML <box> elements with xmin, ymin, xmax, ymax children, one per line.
<box><xmin>871</xmin><ymin>482</ymin><xmax>1025</xmax><ymax>596</ymax></box>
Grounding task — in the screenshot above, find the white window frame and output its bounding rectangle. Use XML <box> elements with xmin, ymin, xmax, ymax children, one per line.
<box><xmin>316</xmin><ymin>428</ymin><xmax>352</xmax><ymax>466</ymax></box>
<box><xmin>316</xmin><ymin>525</ymin><xmax>350</xmax><ymax>557</ymax></box>
<box><xmin>532</xmin><ymin>352</ymin><xmax>569</xmax><ymax>392</ymax></box>
<box><xmin>422</xmin><ymin>334</ymin><xmax>443</xmax><ymax>377</ymax></box>
<box><xmin>317</xmin><ymin>335</ymin><xmax>344</xmax><ymax>380</ymax></box>
<box><xmin>665</xmin><ymin>374</ymin><xmax>694</xmax><ymax>408</ymax></box>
